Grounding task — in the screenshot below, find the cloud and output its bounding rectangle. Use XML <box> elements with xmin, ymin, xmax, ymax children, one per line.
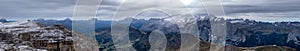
<box><xmin>0</xmin><ymin>0</ymin><xmax>76</xmax><ymax>18</ymax></box>
<box><xmin>221</xmin><ymin>0</ymin><xmax>300</xmax><ymax>18</ymax></box>
<box><xmin>0</xmin><ymin>0</ymin><xmax>299</xmax><ymax>20</ymax></box>
<box><xmin>99</xmin><ymin>0</ymin><xmax>198</xmax><ymax>20</ymax></box>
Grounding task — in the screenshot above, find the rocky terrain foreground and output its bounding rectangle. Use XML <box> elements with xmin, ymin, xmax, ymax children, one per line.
<box><xmin>0</xmin><ymin>21</ymin><xmax>98</xmax><ymax>51</ymax></box>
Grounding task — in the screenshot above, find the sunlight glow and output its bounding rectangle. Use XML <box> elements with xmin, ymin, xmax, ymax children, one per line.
<box><xmin>181</xmin><ymin>0</ymin><xmax>193</xmax><ymax>5</ymax></box>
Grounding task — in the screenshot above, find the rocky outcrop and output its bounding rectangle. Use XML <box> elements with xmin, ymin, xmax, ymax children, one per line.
<box><xmin>0</xmin><ymin>21</ymin><xmax>98</xmax><ymax>51</ymax></box>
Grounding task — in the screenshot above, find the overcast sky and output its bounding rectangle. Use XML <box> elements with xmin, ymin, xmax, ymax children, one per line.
<box><xmin>0</xmin><ymin>0</ymin><xmax>299</xmax><ymax>21</ymax></box>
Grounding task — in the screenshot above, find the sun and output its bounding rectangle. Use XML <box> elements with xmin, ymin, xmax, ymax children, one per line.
<box><xmin>181</xmin><ymin>0</ymin><xmax>193</xmax><ymax>5</ymax></box>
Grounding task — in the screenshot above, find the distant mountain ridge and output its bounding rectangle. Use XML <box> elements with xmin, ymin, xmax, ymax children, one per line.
<box><xmin>0</xmin><ymin>18</ymin><xmax>15</xmax><ymax>22</ymax></box>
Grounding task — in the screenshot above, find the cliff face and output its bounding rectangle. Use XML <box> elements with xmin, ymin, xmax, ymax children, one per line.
<box><xmin>0</xmin><ymin>21</ymin><xmax>98</xmax><ymax>51</ymax></box>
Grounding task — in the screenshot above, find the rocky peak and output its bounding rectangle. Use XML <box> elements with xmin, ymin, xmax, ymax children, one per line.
<box><xmin>0</xmin><ymin>21</ymin><xmax>99</xmax><ymax>51</ymax></box>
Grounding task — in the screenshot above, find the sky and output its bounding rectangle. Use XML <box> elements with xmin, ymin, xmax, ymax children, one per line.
<box><xmin>0</xmin><ymin>0</ymin><xmax>299</xmax><ymax>21</ymax></box>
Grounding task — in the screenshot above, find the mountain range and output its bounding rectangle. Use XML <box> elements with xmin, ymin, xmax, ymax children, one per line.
<box><xmin>1</xmin><ymin>15</ymin><xmax>299</xmax><ymax>51</ymax></box>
